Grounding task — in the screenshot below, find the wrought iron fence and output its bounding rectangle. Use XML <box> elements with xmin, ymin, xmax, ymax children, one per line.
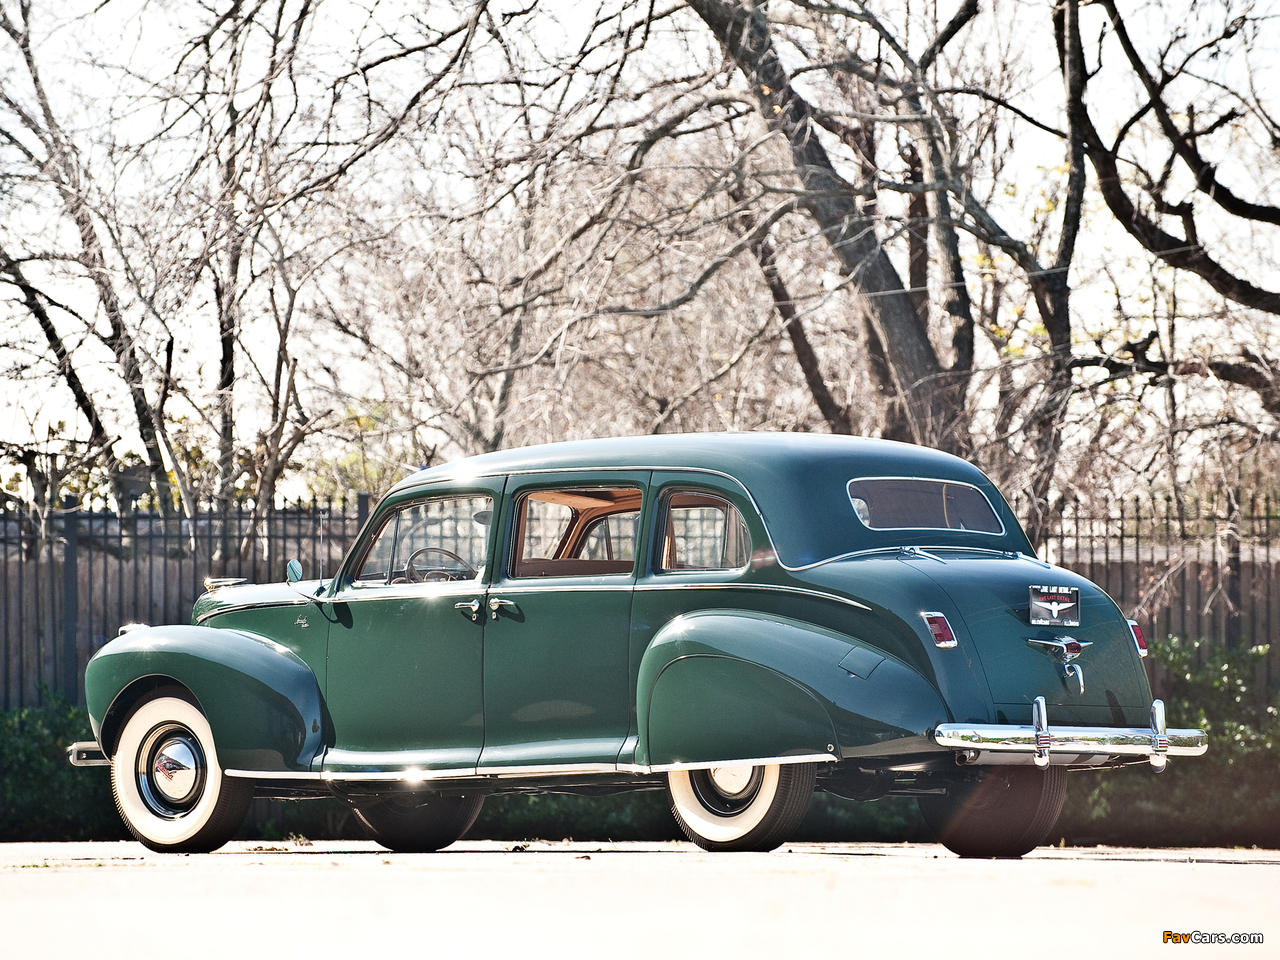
<box><xmin>1037</xmin><ymin>491</ymin><xmax>1280</xmax><ymax>689</ymax></box>
<box><xmin>5</xmin><ymin>489</ymin><xmax>1280</xmax><ymax>709</ymax></box>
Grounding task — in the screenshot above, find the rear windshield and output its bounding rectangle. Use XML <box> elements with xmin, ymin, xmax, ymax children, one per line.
<box><xmin>847</xmin><ymin>478</ymin><xmax>1004</xmax><ymax>535</ymax></box>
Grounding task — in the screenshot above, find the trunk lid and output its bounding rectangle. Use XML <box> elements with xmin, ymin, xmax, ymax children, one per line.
<box><xmin>908</xmin><ymin>552</ymin><xmax>1151</xmax><ymax>725</ymax></box>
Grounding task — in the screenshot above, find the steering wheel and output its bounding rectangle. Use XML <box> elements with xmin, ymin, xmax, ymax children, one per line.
<box><xmin>404</xmin><ymin>546</ymin><xmax>477</xmax><ymax>583</ymax></box>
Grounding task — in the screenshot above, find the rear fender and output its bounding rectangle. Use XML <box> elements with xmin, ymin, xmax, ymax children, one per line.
<box><xmin>636</xmin><ymin>610</ymin><xmax>949</xmax><ymax>767</ymax></box>
<box><xmin>86</xmin><ymin>625</ymin><xmax>326</xmax><ymax>773</ymax></box>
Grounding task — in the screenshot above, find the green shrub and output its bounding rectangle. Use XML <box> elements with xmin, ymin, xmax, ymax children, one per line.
<box><xmin>1056</xmin><ymin>635</ymin><xmax>1280</xmax><ymax>847</ymax></box>
<box><xmin>0</xmin><ymin>691</ymin><xmax>127</xmax><ymax>841</ymax></box>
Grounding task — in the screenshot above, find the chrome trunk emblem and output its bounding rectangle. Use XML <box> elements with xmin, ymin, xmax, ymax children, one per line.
<box><xmin>1027</xmin><ymin>637</ymin><xmax>1091</xmax><ymax>695</ymax></box>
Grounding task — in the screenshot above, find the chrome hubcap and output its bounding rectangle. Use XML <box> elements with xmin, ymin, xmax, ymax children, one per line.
<box><xmin>689</xmin><ymin>766</ymin><xmax>764</xmax><ymax>816</ymax></box>
<box><xmin>151</xmin><ymin>738</ymin><xmax>199</xmax><ymax>803</ymax></box>
<box><xmin>136</xmin><ymin>723</ymin><xmax>206</xmax><ymax>818</ymax></box>
<box><xmin>708</xmin><ymin>766</ymin><xmax>753</xmax><ymax>796</ymax></box>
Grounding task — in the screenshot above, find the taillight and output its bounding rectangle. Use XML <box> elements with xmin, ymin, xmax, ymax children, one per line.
<box><xmin>1127</xmin><ymin>619</ymin><xmax>1148</xmax><ymax>658</ymax></box>
<box><xmin>922</xmin><ymin>612</ymin><xmax>958</xmax><ymax>648</ymax></box>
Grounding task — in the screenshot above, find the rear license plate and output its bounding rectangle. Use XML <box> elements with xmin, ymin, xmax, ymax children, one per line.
<box><xmin>1030</xmin><ymin>585</ymin><xmax>1081</xmax><ymax>626</ymax></box>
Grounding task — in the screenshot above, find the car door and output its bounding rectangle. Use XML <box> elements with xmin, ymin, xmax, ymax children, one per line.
<box><xmin>478</xmin><ymin>472</ymin><xmax>649</xmax><ymax>770</ymax></box>
<box><xmin>322</xmin><ymin>482</ymin><xmax>503</xmax><ymax>775</ymax></box>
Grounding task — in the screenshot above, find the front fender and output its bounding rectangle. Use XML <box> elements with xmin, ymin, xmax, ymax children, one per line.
<box><xmin>85</xmin><ymin>625</ymin><xmax>325</xmax><ymax>773</ymax></box>
<box><xmin>636</xmin><ymin>610</ymin><xmax>950</xmax><ymax>767</ymax></box>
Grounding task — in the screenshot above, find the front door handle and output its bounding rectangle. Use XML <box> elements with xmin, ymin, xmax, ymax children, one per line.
<box><xmin>454</xmin><ymin>599</ymin><xmax>481</xmax><ymax>621</ymax></box>
<box><xmin>488</xmin><ymin>597</ymin><xmax>517</xmax><ymax>620</ymax></box>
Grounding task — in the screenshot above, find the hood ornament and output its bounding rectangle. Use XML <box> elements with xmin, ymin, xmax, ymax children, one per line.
<box><xmin>1027</xmin><ymin>637</ymin><xmax>1091</xmax><ymax>695</ymax></box>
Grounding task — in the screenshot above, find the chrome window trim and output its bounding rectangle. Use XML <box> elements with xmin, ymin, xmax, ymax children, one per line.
<box><xmin>506</xmin><ymin>480</ymin><xmax>645</xmax><ymax>581</ymax></box>
<box><xmin>328</xmin><ymin>581</ymin><xmax>489</xmax><ymax>605</ymax></box>
<box><xmin>414</xmin><ymin>465</ymin><xmax>798</xmax><ymax>573</ymax></box>
<box><xmin>632</xmin><ymin>581</ymin><xmax>872</xmax><ymax>612</ymax></box>
<box><xmin>654</xmin><ymin>488</ymin><xmax>752</xmax><ymax>577</ymax></box>
<box><xmin>846</xmin><ymin>475</ymin><xmax>1007</xmax><ymax>537</ymax></box>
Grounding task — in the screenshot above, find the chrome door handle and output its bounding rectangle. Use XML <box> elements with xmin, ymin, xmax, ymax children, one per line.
<box><xmin>488</xmin><ymin>597</ymin><xmax>517</xmax><ymax>620</ymax></box>
<box><xmin>454</xmin><ymin>599</ymin><xmax>481</xmax><ymax>621</ymax></box>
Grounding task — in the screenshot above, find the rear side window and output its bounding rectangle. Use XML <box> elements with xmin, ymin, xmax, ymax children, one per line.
<box><xmin>512</xmin><ymin>486</ymin><xmax>642</xmax><ymax>578</ymax></box>
<box><xmin>846</xmin><ymin>478</ymin><xmax>1003</xmax><ymax>534</ymax></box>
<box><xmin>658</xmin><ymin>491</ymin><xmax>750</xmax><ymax>572</ymax></box>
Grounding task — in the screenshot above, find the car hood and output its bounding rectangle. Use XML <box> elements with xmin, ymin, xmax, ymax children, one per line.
<box><xmin>191</xmin><ymin>580</ymin><xmax>320</xmax><ymax>623</ymax></box>
<box><xmin>800</xmin><ymin>551</ymin><xmax>1152</xmax><ymax>725</ymax></box>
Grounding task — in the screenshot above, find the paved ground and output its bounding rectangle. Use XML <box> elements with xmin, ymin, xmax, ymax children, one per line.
<box><xmin>1</xmin><ymin>840</ymin><xmax>1274</xmax><ymax>958</ymax></box>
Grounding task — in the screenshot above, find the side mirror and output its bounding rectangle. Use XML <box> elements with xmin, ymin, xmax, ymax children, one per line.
<box><xmin>286</xmin><ymin>558</ymin><xmax>303</xmax><ymax>583</ymax></box>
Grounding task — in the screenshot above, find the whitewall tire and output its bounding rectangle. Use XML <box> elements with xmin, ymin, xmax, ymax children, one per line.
<box><xmin>110</xmin><ymin>691</ymin><xmax>252</xmax><ymax>853</ymax></box>
<box><xmin>667</xmin><ymin>762</ymin><xmax>816</xmax><ymax>852</ymax></box>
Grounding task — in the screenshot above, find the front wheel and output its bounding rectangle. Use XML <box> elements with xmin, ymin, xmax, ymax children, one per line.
<box><xmin>917</xmin><ymin>765</ymin><xmax>1067</xmax><ymax>858</ymax></box>
<box><xmin>352</xmin><ymin>794</ymin><xmax>485</xmax><ymax>852</ymax></box>
<box><xmin>110</xmin><ymin>690</ymin><xmax>252</xmax><ymax>853</ymax></box>
<box><xmin>667</xmin><ymin>763</ymin><xmax>816</xmax><ymax>852</ymax></box>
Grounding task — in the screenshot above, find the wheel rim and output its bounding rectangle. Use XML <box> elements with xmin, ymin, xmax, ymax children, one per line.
<box><xmin>135</xmin><ymin>723</ymin><xmax>207</xmax><ymax>819</ymax></box>
<box><xmin>689</xmin><ymin>766</ymin><xmax>764</xmax><ymax>816</ymax></box>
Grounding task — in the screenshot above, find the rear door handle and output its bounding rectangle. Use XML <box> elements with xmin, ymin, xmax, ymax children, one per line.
<box><xmin>488</xmin><ymin>597</ymin><xmax>517</xmax><ymax>620</ymax></box>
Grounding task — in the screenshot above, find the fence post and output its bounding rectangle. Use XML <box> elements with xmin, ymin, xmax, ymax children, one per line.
<box><xmin>61</xmin><ymin>495</ymin><xmax>79</xmax><ymax>703</ymax></box>
<box><xmin>1228</xmin><ymin>485</ymin><xmax>1243</xmax><ymax>647</ymax></box>
<box><xmin>357</xmin><ymin>493</ymin><xmax>370</xmax><ymax>532</ymax></box>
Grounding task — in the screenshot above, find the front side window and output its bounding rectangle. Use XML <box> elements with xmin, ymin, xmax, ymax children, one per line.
<box><xmin>658</xmin><ymin>491</ymin><xmax>750</xmax><ymax>572</ymax></box>
<box><xmin>846</xmin><ymin>478</ymin><xmax>1003</xmax><ymax>534</ymax></box>
<box><xmin>354</xmin><ymin>496</ymin><xmax>492</xmax><ymax>585</ymax></box>
<box><xmin>512</xmin><ymin>486</ymin><xmax>642</xmax><ymax>578</ymax></box>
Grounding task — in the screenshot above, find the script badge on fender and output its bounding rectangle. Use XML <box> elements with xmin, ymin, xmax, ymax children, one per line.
<box><xmin>1030</xmin><ymin>585</ymin><xmax>1081</xmax><ymax>627</ymax></box>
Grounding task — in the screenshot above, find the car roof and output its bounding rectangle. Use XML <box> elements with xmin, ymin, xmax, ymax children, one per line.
<box><xmin>400</xmin><ymin>433</ymin><xmax>977</xmax><ymax>486</ymax></box>
<box><xmin>392</xmin><ymin>433</ymin><xmax>1032</xmax><ymax>566</ymax></box>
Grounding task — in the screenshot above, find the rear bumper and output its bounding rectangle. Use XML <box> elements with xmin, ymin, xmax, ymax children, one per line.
<box><xmin>933</xmin><ymin>698</ymin><xmax>1206</xmax><ymax>770</ymax></box>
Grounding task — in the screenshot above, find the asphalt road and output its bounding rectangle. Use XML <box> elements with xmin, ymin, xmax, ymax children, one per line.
<box><xmin>1</xmin><ymin>840</ymin><xmax>1274</xmax><ymax>958</ymax></box>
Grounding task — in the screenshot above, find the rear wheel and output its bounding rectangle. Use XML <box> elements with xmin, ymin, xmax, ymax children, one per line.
<box><xmin>352</xmin><ymin>794</ymin><xmax>485</xmax><ymax>852</ymax></box>
<box><xmin>918</xmin><ymin>765</ymin><xmax>1067</xmax><ymax>858</ymax></box>
<box><xmin>110</xmin><ymin>690</ymin><xmax>252</xmax><ymax>853</ymax></box>
<box><xmin>667</xmin><ymin>762</ymin><xmax>816</xmax><ymax>852</ymax></box>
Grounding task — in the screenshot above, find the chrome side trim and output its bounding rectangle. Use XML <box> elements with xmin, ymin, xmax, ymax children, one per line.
<box><xmin>320</xmin><ymin>768</ymin><xmax>478</xmax><ymax>781</ymax></box>
<box><xmin>648</xmin><ymin>753</ymin><xmax>837</xmax><ymax>773</ymax></box>
<box><xmin>633</xmin><ymin>582</ymin><xmax>872</xmax><ymax>612</ymax></box>
<box><xmin>249</xmin><ymin>754</ymin><xmax>840</xmax><ymax>784</ymax></box>
<box><xmin>194</xmin><ymin>598</ymin><xmax>309</xmax><ymax>624</ymax></box>
<box><xmin>67</xmin><ymin>741</ymin><xmax>109</xmax><ymax>767</ymax></box>
<box><xmin>474</xmin><ymin>763</ymin><xmax>620</xmax><ymax>778</ymax></box>
<box><xmin>934</xmin><ymin>697</ymin><xmax>1207</xmax><ymax>767</ymax></box>
<box><xmin>224</xmin><ymin>769</ymin><xmax>326</xmax><ymax>780</ymax></box>
<box><xmin>789</xmin><ymin>545</ymin><xmax>1050</xmax><ymax>573</ymax></box>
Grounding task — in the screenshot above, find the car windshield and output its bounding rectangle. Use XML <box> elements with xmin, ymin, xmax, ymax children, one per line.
<box><xmin>847</xmin><ymin>478</ymin><xmax>1004</xmax><ymax>535</ymax></box>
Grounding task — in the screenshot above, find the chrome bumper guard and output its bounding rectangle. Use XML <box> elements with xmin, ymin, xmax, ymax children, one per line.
<box><xmin>67</xmin><ymin>741</ymin><xmax>110</xmax><ymax>767</ymax></box>
<box><xmin>933</xmin><ymin>698</ymin><xmax>1207</xmax><ymax>771</ymax></box>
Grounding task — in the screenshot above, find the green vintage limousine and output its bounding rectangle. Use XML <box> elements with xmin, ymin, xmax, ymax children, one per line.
<box><xmin>70</xmin><ymin>434</ymin><xmax>1206</xmax><ymax>856</ymax></box>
